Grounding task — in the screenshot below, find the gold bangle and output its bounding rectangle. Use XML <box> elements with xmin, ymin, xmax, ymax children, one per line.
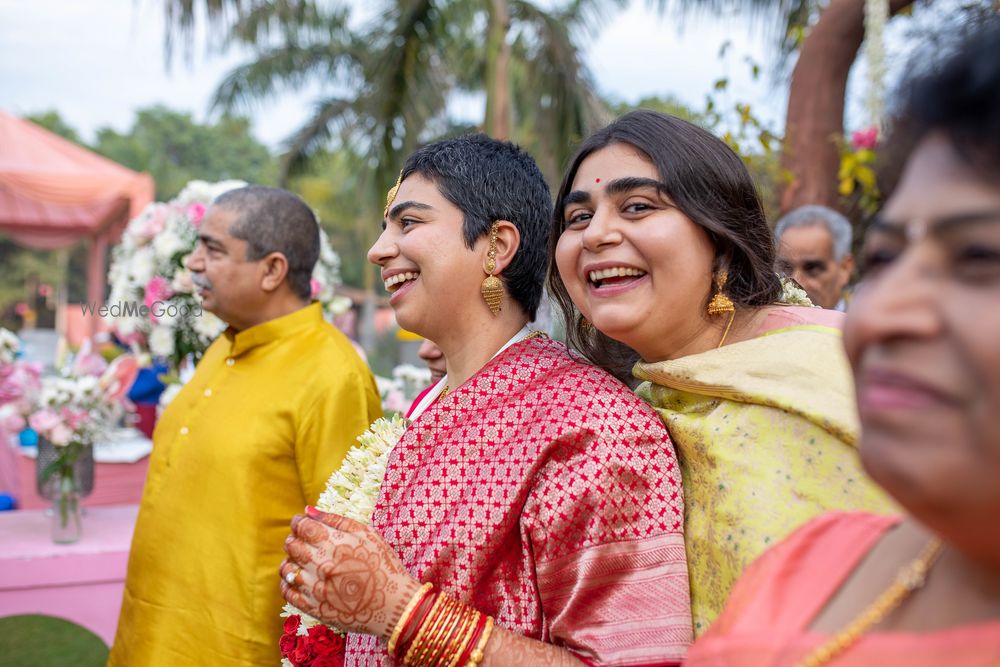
<box><xmin>389</xmin><ymin>582</ymin><xmax>433</xmax><ymax>656</ymax></box>
<box><xmin>437</xmin><ymin>602</ymin><xmax>474</xmax><ymax>667</ymax></box>
<box><xmin>405</xmin><ymin>593</ymin><xmax>446</xmax><ymax>665</ymax></box>
<box><xmin>447</xmin><ymin>607</ymin><xmax>480</xmax><ymax>667</ymax></box>
<box><xmin>412</xmin><ymin>594</ymin><xmax>455</xmax><ymax>667</ymax></box>
<box><xmin>467</xmin><ymin>616</ymin><xmax>494</xmax><ymax>667</ymax></box>
<box><xmin>424</xmin><ymin>597</ymin><xmax>464</xmax><ymax>667</ymax></box>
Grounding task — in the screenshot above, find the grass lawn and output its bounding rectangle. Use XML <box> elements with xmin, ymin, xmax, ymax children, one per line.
<box><xmin>0</xmin><ymin>614</ymin><xmax>108</xmax><ymax>667</ymax></box>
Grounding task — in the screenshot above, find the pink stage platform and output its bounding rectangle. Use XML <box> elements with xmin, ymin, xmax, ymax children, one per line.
<box><xmin>0</xmin><ymin>504</ymin><xmax>139</xmax><ymax>645</ymax></box>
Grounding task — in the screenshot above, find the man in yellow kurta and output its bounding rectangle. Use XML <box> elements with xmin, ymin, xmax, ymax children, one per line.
<box><xmin>108</xmin><ymin>186</ymin><xmax>382</xmax><ymax>667</ymax></box>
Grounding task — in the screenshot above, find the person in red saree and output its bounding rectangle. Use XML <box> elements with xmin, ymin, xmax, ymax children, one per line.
<box><xmin>280</xmin><ymin>135</ymin><xmax>692</xmax><ymax>665</ymax></box>
<box><xmin>685</xmin><ymin>24</ymin><xmax>1000</xmax><ymax>666</ymax></box>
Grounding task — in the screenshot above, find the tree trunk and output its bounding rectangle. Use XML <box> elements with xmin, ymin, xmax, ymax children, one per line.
<box><xmin>780</xmin><ymin>0</ymin><xmax>914</xmax><ymax>214</ymax></box>
<box><xmin>484</xmin><ymin>0</ymin><xmax>512</xmax><ymax>139</ymax></box>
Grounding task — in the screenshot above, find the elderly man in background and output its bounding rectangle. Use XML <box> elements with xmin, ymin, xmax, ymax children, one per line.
<box><xmin>109</xmin><ymin>186</ymin><xmax>382</xmax><ymax>667</ymax></box>
<box><xmin>774</xmin><ymin>205</ymin><xmax>855</xmax><ymax>310</ymax></box>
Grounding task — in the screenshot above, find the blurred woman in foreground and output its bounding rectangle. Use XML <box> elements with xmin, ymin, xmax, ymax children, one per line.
<box><xmin>685</xmin><ymin>23</ymin><xmax>1000</xmax><ymax>666</ymax></box>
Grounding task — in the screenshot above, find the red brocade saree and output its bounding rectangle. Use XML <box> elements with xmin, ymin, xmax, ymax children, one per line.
<box><xmin>345</xmin><ymin>336</ymin><xmax>692</xmax><ymax>666</ymax></box>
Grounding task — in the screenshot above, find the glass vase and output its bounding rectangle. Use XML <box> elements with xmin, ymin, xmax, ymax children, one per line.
<box><xmin>35</xmin><ymin>439</ymin><xmax>93</xmax><ymax>544</ymax></box>
<box><xmin>36</xmin><ymin>439</ymin><xmax>94</xmax><ymax>500</ymax></box>
<box><xmin>51</xmin><ymin>471</ymin><xmax>82</xmax><ymax>544</ymax></box>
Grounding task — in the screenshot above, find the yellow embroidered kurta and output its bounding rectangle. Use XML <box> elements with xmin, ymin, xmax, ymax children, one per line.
<box><xmin>633</xmin><ymin>307</ymin><xmax>895</xmax><ymax>637</ymax></box>
<box><xmin>109</xmin><ymin>303</ymin><xmax>381</xmax><ymax>667</ymax></box>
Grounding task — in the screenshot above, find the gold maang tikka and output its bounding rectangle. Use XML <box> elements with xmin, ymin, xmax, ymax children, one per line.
<box><xmin>383</xmin><ymin>171</ymin><xmax>403</xmax><ymax>218</ymax></box>
<box><xmin>480</xmin><ymin>222</ymin><xmax>504</xmax><ymax>315</ymax></box>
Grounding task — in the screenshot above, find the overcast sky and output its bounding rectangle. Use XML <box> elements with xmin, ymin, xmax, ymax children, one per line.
<box><xmin>0</xmin><ymin>0</ymin><xmax>847</xmax><ymax>151</ymax></box>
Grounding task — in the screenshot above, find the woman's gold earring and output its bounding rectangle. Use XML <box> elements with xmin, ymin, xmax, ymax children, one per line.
<box><xmin>481</xmin><ymin>222</ymin><xmax>504</xmax><ymax>315</ymax></box>
<box><xmin>707</xmin><ymin>270</ymin><xmax>735</xmax><ymax>316</ymax></box>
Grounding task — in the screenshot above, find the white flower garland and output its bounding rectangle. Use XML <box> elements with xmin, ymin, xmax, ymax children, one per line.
<box><xmin>777</xmin><ymin>276</ymin><xmax>815</xmax><ymax>307</ymax></box>
<box><xmin>280</xmin><ymin>413</ymin><xmax>410</xmax><ymax>655</ymax></box>
<box><xmin>864</xmin><ymin>0</ymin><xmax>889</xmax><ymax>133</ymax></box>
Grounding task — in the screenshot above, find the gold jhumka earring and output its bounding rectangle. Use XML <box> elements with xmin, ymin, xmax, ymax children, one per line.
<box><xmin>708</xmin><ymin>269</ymin><xmax>737</xmax><ymax>348</ymax></box>
<box><xmin>480</xmin><ymin>222</ymin><xmax>504</xmax><ymax>315</ymax></box>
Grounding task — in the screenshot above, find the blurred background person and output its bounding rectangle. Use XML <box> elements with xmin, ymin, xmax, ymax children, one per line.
<box><xmin>417</xmin><ymin>338</ymin><xmax>446</xmax><ymax>384</ymax></box>
<box><xmin>775</xmin><ymin>205</ymin><xmax>855</xmax><ymax>310</ymax></box>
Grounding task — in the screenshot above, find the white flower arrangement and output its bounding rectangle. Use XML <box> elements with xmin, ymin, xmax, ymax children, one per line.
<box><xmin>281</xmin><ymin>413</ymin><xmax>410</xmax><ymax>644</ymax></box>
<box><xmin>0</xmin><ymin>327</ymin><xmax>19</xmax><ymax>365</ymax></box>
<box><xmin>105</xmin><ymin>180</ymin><xmax>347</xmax><ymax>374</ymax></box>
<box><xmin>376</xmin><ymin>364</ymin><xmax>433</xmax><ymax>415</ymax></box>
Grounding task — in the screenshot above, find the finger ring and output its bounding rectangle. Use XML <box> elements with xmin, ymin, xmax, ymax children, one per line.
<box><xmin>285</xmin><ymin>568</ymin><xmax>300</xmax><ymax>585</ymax></box>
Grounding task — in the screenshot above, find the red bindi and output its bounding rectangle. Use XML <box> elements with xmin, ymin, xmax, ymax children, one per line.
<box><xmin>595</xmin><ymin>178</ymin><xmax>601</xmax><ymax>183</ymax></box>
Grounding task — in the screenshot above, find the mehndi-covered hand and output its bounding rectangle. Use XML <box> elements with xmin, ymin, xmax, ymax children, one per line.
<box><xmin>280</xmin><ymin>507</ymin><xmax>421</xmax><ymax>640</ymax></box>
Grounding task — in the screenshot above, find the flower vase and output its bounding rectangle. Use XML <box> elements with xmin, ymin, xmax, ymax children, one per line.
<box><xmin>51</xmin><ymin>471</ymin><xmax>82</xmax><ymax>543</ymax></box>
<box><xmin>35</xmin><ymin>439</ymin><xmax>94</xmax><ymax>500</ymax></box>
<box><xmin>35</xmin><ymin>439</ymin><xmax>94</xmax><ymax>544</ymax></box>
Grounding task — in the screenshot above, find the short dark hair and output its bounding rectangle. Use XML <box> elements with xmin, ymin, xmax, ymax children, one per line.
<box><xmin>902</xmin><ymin>19</ymin><xmax>1000</xmax><ymax>180</ymax></box>
<box><xmin>399</xmin><ymin>134</ymin><xmax>552</xmax><ymax>320</ymax></box>
<box><xmin>547</xmin><ymin>110</ymin><xmax>781</xmax><ymax>378</ymax></box>
<box><xmin>213</xmin><ymin>186</ymin><xmax>319</xmax><ymax>300</ymax></box>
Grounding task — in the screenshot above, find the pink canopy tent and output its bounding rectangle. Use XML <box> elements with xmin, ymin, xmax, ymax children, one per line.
<box><xmin>0</xmin><ymin>109</ymin><xmax>154</xmax><ymax>332</ymax></box>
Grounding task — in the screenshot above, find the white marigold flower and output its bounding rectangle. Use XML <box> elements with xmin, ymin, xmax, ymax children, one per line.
<box><xmin>193</xmin><ymin>311</ymin><xmax>226</xmax><ymax>341</ymax></box>
<box><xmin>128</xmin><ymin>246</ymin><xmax>155</xmax><ymax>287</ymax></box>
<box><xmin>149</xmin><ymin>325</ymin><xmax>176</xmax><ymax>359</ymax></box>
<box><xmin>152</xmin><ymin>229</ymin><xmax>188</xmax><ymax>264</ymax></box>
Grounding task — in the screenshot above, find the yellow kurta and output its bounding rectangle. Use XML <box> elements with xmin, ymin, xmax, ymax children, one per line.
<box><xmin>633</xmin><ymin>309</ymin><xmax>895</xmax><ymax>637</ymax></box>
<box><xmin>109</xmin><ymin>303</ymin><xmax>381</xmax><ymax>667</ymax></box>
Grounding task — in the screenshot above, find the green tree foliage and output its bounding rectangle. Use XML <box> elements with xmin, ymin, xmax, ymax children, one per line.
<box><xmin>93</xmin><ymin>106</ymin><xmax>277</xmax><ymax>199</ymax></box>
<box><xmin>23</xmin><ymin>110</ymin><xmax>84</xmax><ymax>144</ymax></box>
<box><xmin>288</xmin><ymin>147</ymin><xmax>378</xmax><ymax>290</ymax></box>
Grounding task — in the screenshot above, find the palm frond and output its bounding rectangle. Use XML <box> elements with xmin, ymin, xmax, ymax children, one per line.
<box><xmin>226</xmin><ymin>1</ymin><xmax>348</xmax><ymax>48</ymax></box>
<box><xmin>510</xmin><ymin>0</ymin><xmax>610</xmax><ymax>176</ymax></box>
<box><xmin>278</xmin><ymin>96</ymin><xmax>357</xmax><ymax>184</ymax></box>
<box><xmin>210</xmin><ymin>42</ymin><xmax>359</xmax><ymax>112</ymax></box>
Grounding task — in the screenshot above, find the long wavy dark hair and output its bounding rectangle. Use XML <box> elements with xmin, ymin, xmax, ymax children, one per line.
<box><xmin>546</xmin><ymin>110</ymin><xmax>782</xmax><ymax>381</ymax></box>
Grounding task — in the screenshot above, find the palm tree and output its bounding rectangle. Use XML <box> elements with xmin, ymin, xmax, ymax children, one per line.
<box><xmin>197</xmin><ymin>0</ymin><xmax>614</xmax><ymax>345</ymax></box>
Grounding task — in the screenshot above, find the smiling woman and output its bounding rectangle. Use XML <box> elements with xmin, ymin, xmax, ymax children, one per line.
<box><xmin>547</xmin><ymin>110</ymin><xmax>896</xmax><ymax>635</ymax></box>
<box><xmin>282</xmin><ymin>135</ymin><xmax>693</xmax><ymax>665</ymax></box>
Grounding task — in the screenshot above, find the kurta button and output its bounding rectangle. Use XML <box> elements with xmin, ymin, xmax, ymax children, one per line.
<box><xmin>204</xmin><ymin>388</ymin><xmax>212</xmax><ymax>397</ymax></box>
<box><xmin>180</xmin><ymin>426</ymin><xmax>189</xmax><ymax>435</ymax></box>
<box><xmin>226</xmin><ymin>358</ymin><xmax>235</xmax><ymax>366</ymax></box>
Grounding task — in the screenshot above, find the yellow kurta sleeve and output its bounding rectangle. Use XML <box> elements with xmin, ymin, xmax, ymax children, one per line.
<box><xmin>296</xmin><ymin>366</ymin><xmax>382</xmax><ymax>505</ymax></box>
